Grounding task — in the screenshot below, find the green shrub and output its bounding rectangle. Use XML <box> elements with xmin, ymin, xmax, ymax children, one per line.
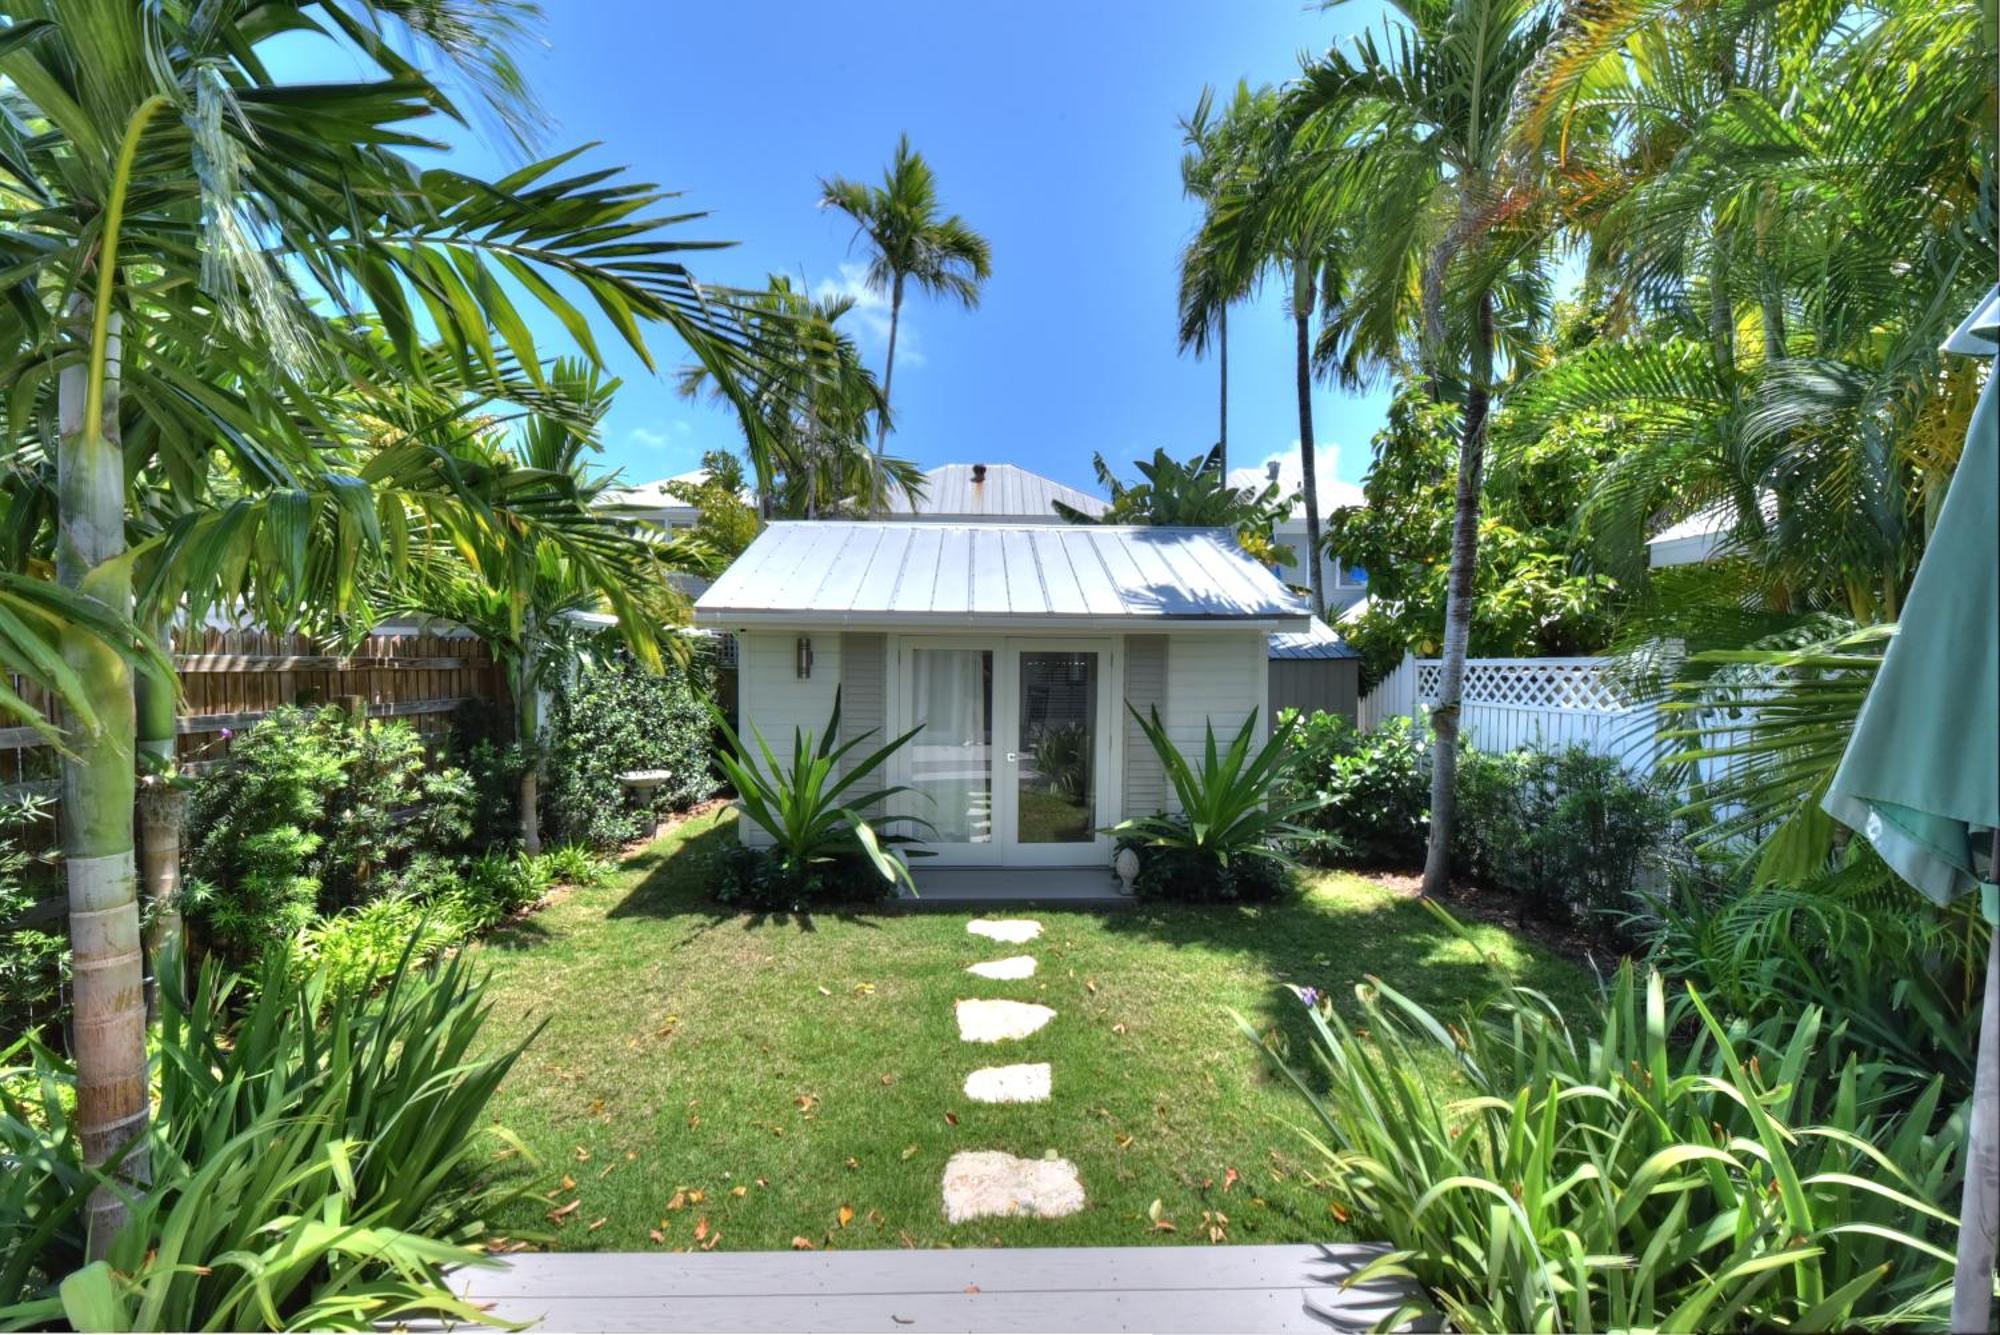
<box><xmin>1241</xmin><ymin>908</ymin><xmax>1961</xmax><ymax>1333</ymax></box>
<box><xmin>545</xmin><ymin>648</ymin><xmax>718</xmax><ymax>850</ymax></box>
<box><xmin>708</xmin><ymin>688</ymin><xmax>926</xmax><ymax>908</ymax></box>
<box><xmin>300</xmin><ymin>896</ymin><xmax>469</xmax><ymax>999</ymax></box>
<box><xmin>1110</xmin><ymin>706</ymin><xmax>1321</xmax><ymax>901</ymax></box>
<box><xmin>1280</xmin><ymin>711</ymin><xmax>1429</xmax><ymax>865</ymax></box>
<box><xmin>1118</xmin><ymin>832</ymin><xmax>1296</xmax><ymax>902</ymax></box>
<box><xmin>184</xmin><ymin>708</ymin><xmax>479</xmax><ymax>971</ymax></box>
<box><xmin>1455</xmin><ymin>745</ymin><xmax>1673</xmax><ymax>929</ymax></box>
<box><xmin>463</xmin><ymin>850</ymin><xmax>554</xmax><ymax>922</ymax></box>
<box><xmin>1031</xmin><ymin>721</ymin><xmax>1091</xmax><ymax>802</ymax></box>
<box><xmin>0</xmin><ymin>796</ymin><xmax>64</xmax><ymax>1042</ymax></box>
<box><xmin>1</xmin><ymin>942</ymin><xmax>538</xmax><ymax>1330</ymax></box>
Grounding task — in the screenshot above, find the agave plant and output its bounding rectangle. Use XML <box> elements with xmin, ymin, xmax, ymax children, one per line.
<box><xmin>1239</xmin><ymin>904</ymin><xmax>1961</xmax><ymax>1332</ymax></box>
<box><xmin>1111</xmin><ymin>706</ymin><xmax>1321</xmax><ymax>868</ymax></box>
<box><xmin>709</xmin><ymin>690</ymin><xmax>929</xmax><ymax>892</ymax></box>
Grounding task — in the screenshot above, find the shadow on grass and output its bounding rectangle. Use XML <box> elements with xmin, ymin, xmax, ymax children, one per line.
<box><xmin>602</xmin><ymin>815</ymin><xmax>892</xmax><ymax>939</ymax></box>
<box><xmin>1099</xmin><ymin>866</ymin><xmax>1588</xmax><ymax>1065</ymax></box>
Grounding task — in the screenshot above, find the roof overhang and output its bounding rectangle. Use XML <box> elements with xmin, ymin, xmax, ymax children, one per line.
<box><xmin>695</xmin><ymin>610</ymin><xmax>1310</xmax><ymax>634</ymax></box>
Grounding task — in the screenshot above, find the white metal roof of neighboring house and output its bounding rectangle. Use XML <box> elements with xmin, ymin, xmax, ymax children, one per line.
<box><xmin>1267</xmin><ymin>617</ymin><xmax>1361</xmax><ymax>661</ymax></box>
<box><xmin>884</xmin><ymin>463</ymin><xmax>1108</xmax><ymax>521</ymax></box>
<box><xmin>1646</xmin><ymin>492</ymin><xmax>1778</xmax><ymax>567</ymax></box>
<box><xmin>694</xmin><ymin>521</ymin><xmax>1311</xmax><ymax>629</ymax></box>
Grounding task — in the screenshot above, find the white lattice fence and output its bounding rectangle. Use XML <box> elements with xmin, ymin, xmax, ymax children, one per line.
<box><xmin>1359</xmin><ymin>655</ymin><xmax>1658</xmax><ymax>767</ymax></box>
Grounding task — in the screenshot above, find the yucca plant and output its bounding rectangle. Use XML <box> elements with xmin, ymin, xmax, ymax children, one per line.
<box><xmin>0</xmin><ymin>941</ymin><xmax>542</xmax><ymax>1331</ymax></box>
<box><xmin>709</xmin><ymin>689</ymin><xmax>929</xmax><ymax>893</ymax></box>
<box><xmin>1240</xmin><ymin>904</ymin><xmax>1962</xmax><ymax>1332</ymax></box>
<box><xmin>1112</xmin><ymin>705</ymin><xmax>1321</xmax><ymax>870</ymax></box>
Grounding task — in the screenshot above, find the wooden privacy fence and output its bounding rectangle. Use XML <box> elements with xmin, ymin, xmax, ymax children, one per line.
<box><xmin>1359</xmin><ymin>654</ymin><xmax>1659</xmax><ymax>768</ymax></box>
<box><xmin>1</xmin><ymin>628</ymin><xmax>506</xmax><ymax>809</ymax></box>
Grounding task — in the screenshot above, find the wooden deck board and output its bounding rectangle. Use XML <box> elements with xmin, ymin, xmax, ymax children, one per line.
<box><xmin>447</xmin><ymin>1243</ymin><xmax>1421</xmax><ymax>1333</ymax></box>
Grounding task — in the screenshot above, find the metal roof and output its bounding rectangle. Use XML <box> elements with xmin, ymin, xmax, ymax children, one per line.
<box><xmin>1267</xmin><ymin>618</ymin><xmax>1361</xmax><ymax>661</ymax></box>
<box><xmin>695</xmin><ymin>522</ymin><xmax>1311</xmax><ymax>627</ymax></box>
<box><xmin>885</xmin><ymin>463</ymin><xmax>1108</xmax><ymax>521</ymax></box>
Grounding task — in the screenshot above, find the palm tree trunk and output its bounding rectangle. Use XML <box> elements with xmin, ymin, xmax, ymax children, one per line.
<box><xmin>871</xmin><ymin>273</ymin><xmax>904</xmax><ymax>521</ymax></box>
<box><xmin>1292</xmin><ymin>266</ymin><xmax>1326</xmax><ymax>621</ymax></box>
<box><xmin>1218</xmin><ymin>303</ymin><xmax>1229</xmax><ymax>473</ymax></box>
<box><xmin>135</xmin><ymin>608</ymin><xmax>185</xmax><ymax>1014</ymax></box>
<box><xmin>1420</xmin><ymin>289</ymin><xmax>1495</xmax><ymax>899</ymax></box>
<box><xmin>58</xmin><ymin>302</ymin><xmax>150</xmax><ymax>1256</ymax></box>
<box><xmin>515</xmin><ymin>647</ymin><xmax>542</xmax><ymax>855</ymax></box>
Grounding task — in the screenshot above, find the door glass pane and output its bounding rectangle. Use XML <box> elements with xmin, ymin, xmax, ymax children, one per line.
<box><xmin>1016</xmin><ymin>651</ymin><xmax>1097</xmax><ymax>844</ymax></box>
<box><xmin>909</xmin><ymin>649</ymin><xmax>993</xmax><ymax>844</ymax></box>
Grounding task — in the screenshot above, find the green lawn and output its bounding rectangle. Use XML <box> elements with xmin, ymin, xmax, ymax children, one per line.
<box><xmin>468</xmin><ymin>808</ymin><xmax>1582</xmax><ymax>1254</ymax></box>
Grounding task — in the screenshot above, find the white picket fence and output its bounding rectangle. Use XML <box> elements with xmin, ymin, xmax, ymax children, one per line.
<box><xmin>1359</xmin><ymin>655</ymin><xmax>1660</xmax><ymax>768</ymax></box>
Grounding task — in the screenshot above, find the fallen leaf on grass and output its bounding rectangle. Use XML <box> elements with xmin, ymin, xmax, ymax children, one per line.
<box><xmin>1114</xmin><ymin>1134</ymin><xmax>1133</xmax><ymax>1149</ymax></box>
<box><xmin>880</xmin><ymin>1073</ymin><xmax>896</xmax><ymax>1086</ymax></box>
<box><xmin>694</xmin><ymin>1217</ymin><xmax>710</xmax><ymax>1242</ymax></box>
<box><xmin>852</xmin><ymin>982</ymin><xmax>875</xmax><ymax>995</ymax></box>
<box><xmin>573</xmin><ymin>1146</ymin><xmax>591</xmax><ymax>1162</ymax></box>
<box><xmin>1223</xmin><ymin>1167</ymin><xmax>1240</xmax><ymax>1193</ymax></box>
<box><xmin>546</xmin><ymin>1200</ymin><xmax>580</xmax><ymax>1225</ymax></box>
<box><xmin>1146</xmin><ymin>1199</ymin><xmax>1176</xmax><ymax>1233</ymax></box>
<box><xmin>1202</xmin><ymin>1211</ymin><xmax>1229</xmax><ymax>1243</ymax></box>
<box><xmin>943</xmin><ymin>1111</ymin><xmax>959</xmax><ymax>1127</ymax></box>
<box><xmin>700</xmin><ymin>1230</ymin><xmax>721</xmax><ymax>1252</ymax></box>
<box><xmin>687</xmin><ymin>1189</ymin><xmax>706</xmax><ymax>1204</ymax></box>
<box><xmin>817</xmin><ymin>985</ymin><xmax>832</xmax><ymax>997</ymax></box>
<box><xmin>900</xmin><ymin>1144</ymin><xmax>919</xmax><ymax>1161</ymax></box>
<box><xmin>791</xmin><ymin>1236</ymin><xmax>816</xmax><ymax>1251</ymax></box>
<box><xmin>838</xmin><ymin>1205</ymin><xmax>855</xmax><ymax>1227</ymax></box>
<box><xmin>845</xmin><ymin>1157</ymin><xmax>860</xmax><ymax>1171</ymax></box>
<box><xmin>731</xmin><ymin>1186</ymin><xmax>748</xmax><ymax>1198</ymax></box>
<box><xmin>649</xmin><ymin>1229</ymin><xmax>666</xmax><ymax>1244</ymax></box>
<box><xmin>1111</xmin><ymin>1023</ymin><xmax>1127</xmax><ymax>1035</ymax></box>
<box><xmin>665</xmin><ymin>1190</ymin><xmax>687</xmax><ymax>1212</ymax></box>
<box><xmin>587</xmin><ymin>1217</ymin><xmax>607</xmax><ymax>1232</ymax></box>
<box><xmin>1084</xmin><ymin>980</ymin><xmax>1097</xmax><ymax>994</ymax></box>
<box><xmin>756</xmin><ymin>1177</ymin><xmax>770</xmax><ymax>1187</ymax></box>
<box><xmin>560</xmin><ymin>1174</ymin><xmax>576</xmax><ymax>1191</ymax></box>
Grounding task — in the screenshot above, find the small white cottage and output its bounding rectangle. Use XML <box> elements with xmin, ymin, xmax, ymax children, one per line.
<box><xmin>693</xmin><ymin>521</ymin><xmax>1311</xmax><ymax>869</ymax></box>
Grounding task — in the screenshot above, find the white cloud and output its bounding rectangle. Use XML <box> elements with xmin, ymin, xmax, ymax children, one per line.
<box><xmin>627</xmin><ymin>421</ymin><xmax>694</xmax><ymax>450</ymax></box>
<box><xmin>813</xmin><ymin>262</ymin><xmax>926</xmax><ymax>369</ymax></box>
<box><xmin>1227</xmin><ymin>441</ymin><xmax>1364</xmax><ymax>512</ymax></box>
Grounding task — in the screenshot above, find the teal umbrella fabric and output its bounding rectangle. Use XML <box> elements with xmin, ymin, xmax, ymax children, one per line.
<box><xmin>1821</xmin><ymin>283</ymin><xmax>1998</xmax><ymax>1335</ymax></box>
<box><xmin>1821</xmin><ymin>307</ymin><xmax>1999</xmax><ymax>905</ymax></box>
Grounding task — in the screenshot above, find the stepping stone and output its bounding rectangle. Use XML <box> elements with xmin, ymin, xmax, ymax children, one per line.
<box><xmin>964</xmin><ymin>1062</ymin><xmax>1052</xmax><ymax>1104</ymax></box>
<box><xmin>967</xmin><ymin>919</ymin><xmax>1041</xmax><ymax>944</ymax></box>
<box><xmin>966</xmin><ymin>955</ymin><xmax>1037</xmax><ymax>980</ymax></box>
<box><xmin>955</xmin><ymin>998</ymin><xmax>1055</xmax><ymax>1043</ymax></box>
<box><xmin>941</xmin><ymin>1150</ymin><xmax>1084</xmax><ymax>1223</ymax></box>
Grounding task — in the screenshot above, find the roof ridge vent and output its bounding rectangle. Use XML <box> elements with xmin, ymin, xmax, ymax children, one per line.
<box><xmin>971</xmin><ymin>463</ymin><xmax>988</xmax><ymax>483</ymax></box>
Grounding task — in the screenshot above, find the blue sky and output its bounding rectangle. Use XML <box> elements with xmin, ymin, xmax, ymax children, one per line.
<box><xmin>310</xmin><ymin>2</ymin><xmax>1398</xmax><ymax>497</ymax></box>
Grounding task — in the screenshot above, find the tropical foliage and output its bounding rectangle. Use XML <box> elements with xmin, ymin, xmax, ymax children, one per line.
<box><xmin>1053</xmin><ymin>443</ymin><xmax>1297</xmax><ymax>567</ymax></box>
<box><xmin>1112</xmin><ymin>707</ymin><xmax>1321</xmax><ymax>901</ymax></box>
<box><xmin>707</xmin><ymin>690</ymin><xmax>927</xmax><ymax>906</ymax></box>
<box><xmin>544</xmin><ymin>646</ymin><xmax>720</xmax><ymax>850</ymax></box>
<box><xmin>2</xmin><ymin>946</ymin><xmax>535</xmax><ymax>1330</ymax></box>
<box><xmin>1243</xmin><ymin>934</ymin><xmax>1962</xmax><ymax>1333</ymax></box>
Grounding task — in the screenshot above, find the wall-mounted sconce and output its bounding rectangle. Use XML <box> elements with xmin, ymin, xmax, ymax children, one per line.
<box><xmin>796</xmin><ymin>636</ymin><xmax>814</xmax><ymax>679</ymax></box>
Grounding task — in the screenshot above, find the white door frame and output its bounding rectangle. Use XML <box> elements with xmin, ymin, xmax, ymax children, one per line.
<box><xmin>891</xmin><ymin>634</ymin><xmax>1121</xmax><ymax>867</ymax></box>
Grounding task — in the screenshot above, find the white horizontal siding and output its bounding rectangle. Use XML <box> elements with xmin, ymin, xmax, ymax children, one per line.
<box><xmin>735</xmin><ymin>631</ymin><xmax>841</xmax><ymax>845</ymax></box>
<box><xmin>1122</xmin><ymin>636</ymin><xmax>1168</xmax><ymax>819</ymax></box>
<box><xmin>1162</xmin><ymin>632</ymin><xmax>1268</xmax><ymax>812</ymax></box>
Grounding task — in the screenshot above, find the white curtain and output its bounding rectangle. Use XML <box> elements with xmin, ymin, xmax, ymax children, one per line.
<box><xmin>912</xmin><ymin>650</ymin><xmax>991</xmax><ymax>843</ymax></box>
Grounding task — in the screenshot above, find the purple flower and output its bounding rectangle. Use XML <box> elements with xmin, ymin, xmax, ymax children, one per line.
<box><xmin>219</xmin><ymin>728</ymin><xmax>234</xmax><ymax>740</ymax></box>
<box><xmin>1298</xmin><ymin>987</ymin><xmax>1320</xmax><ymax>1007</ymax></box>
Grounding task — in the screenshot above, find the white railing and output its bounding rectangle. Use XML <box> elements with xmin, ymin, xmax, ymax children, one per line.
<box><xmin>1359</xmin><ymin>654</ymin><xmax>1658</xmax><ymax>767</ymax></box>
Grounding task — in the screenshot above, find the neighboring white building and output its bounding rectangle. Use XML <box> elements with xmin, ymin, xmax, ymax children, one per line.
<box><xmin>1646</xmin><ymin>493</ymin><xmax>1777</xmax><ymax>568</ymax></box>
<box><xmin>1226</xmin><ymin>458</ymin><xmax>1370</xmax><ymax>613</ymax></box>
<box><xmin>599</xmin><ymin>467</ymin><xmax>729</xmax><ymax>535</ymax></box>
<box><xmin>694</xmin><ymin>522</ymin><xmax>1308</xmax><ymax>868</ymax></box>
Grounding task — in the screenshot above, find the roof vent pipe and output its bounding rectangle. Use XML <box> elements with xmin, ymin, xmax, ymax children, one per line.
<box><xmin>971</xmin><ymin>463</ymin><xmax>987</xmax><ymax>483</ymax></box>
<box><xmin>1267</xmin><ymin>460</ymin><xmax>1281</xmax><ymax>482</ymax></box>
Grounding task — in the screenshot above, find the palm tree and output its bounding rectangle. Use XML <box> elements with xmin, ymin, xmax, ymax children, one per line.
<box><xmin>819</xmin><ymin>135</ymin><xmax>992</xmax><ymax>516</ymax></box>
<box><xmin>1289</xmin><ymin>0</ymin><xmax>1558</xmax><ymax>896</ymax></box>
<box><xmin>0</xmin><ymin>0</ymin><xmax>756</xmax><ymax>1249</ymax></box>
<box><xmin>383</xmin><ymin>363</ymin><xmax>689</xmax><ymax>855</ymax></box>
<box><xmin>1180</xmin><ymin>85</ymin><xmax>1354</xmax><ymax>621</ymax></box>
<box><xmin>679</xmin><ymin>277</ymin><xmax>923</xmax><ymax>518</ymax></box>
<box><xmin>1177</xmin><ymin>87</ymin><xmax>1236</xmax><ymax>470</ymax></box>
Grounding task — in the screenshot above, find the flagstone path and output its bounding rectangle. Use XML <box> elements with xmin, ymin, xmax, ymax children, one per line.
<box><xmin>943</xmin><ymin>918</ymin><xmax>1086</xmax><ymax>1225</ymax></box>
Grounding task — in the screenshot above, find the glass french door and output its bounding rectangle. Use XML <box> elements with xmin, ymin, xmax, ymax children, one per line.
<box><xmin>895</xmin><ymin>638</ymin><xmax>1115</xmax><ymax>865</ymax></box>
